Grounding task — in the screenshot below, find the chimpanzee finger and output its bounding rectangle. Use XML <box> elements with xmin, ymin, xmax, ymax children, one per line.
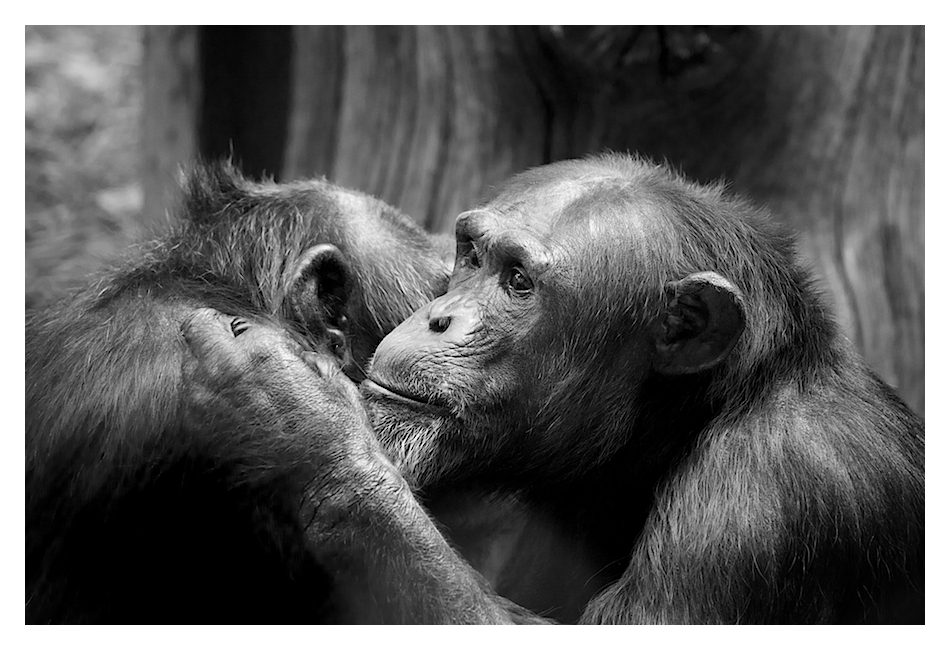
<box><xmin>180</xmin><ymin>308</ymin><xmax>289</xmax><ymax>375</ymax></box>
<box><xmin>180</xmin><ymin>308</ymin><xmax>236</xmax><ymax>364</ymax></box>
<box><xmin>230</xmin><ymin>317</ymin><xmax>251</xmax><ymax>337</ymax></box>
<box><xmin>301</xmin><ymin>350</ymin><xmax>341</xmax><ymax>379</ymax></box>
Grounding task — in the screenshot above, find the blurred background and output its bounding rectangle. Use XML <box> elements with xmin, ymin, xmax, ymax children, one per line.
<box><xmin>24</xmin><ymin>25</ymin><xmax>924</xmax><ymax>415</ymax></box>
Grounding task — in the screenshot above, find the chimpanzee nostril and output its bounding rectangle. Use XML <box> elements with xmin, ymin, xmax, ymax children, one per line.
<box><xmin>429</xmin><ymin>315</ymin><xmax>452</xmax><ymax>333</ymax></box>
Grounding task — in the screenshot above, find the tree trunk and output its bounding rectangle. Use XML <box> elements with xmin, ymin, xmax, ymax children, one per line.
<box><xmin>143</xmin><ymin>25</ymin><xmax>924</xmax><ymax>415</ymax></box>
<box><xmin>141</xmin><ymin>26</ymin><xmax>200</xmax><ymax>228</ymax></box>
<box><xmin>283</xmin><ymin>26</ymin><xmax>550</xmax><ymax>230</ymax></box>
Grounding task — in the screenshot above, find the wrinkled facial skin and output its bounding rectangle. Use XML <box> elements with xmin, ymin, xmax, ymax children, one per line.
<box><xmin>363</xmin><ymin>209</ymin><xmax>543</xmax><ymax>487</ymax></box>
<box><xmin>363</xmin><ymin>188</ymin><xmax>656</xmax><ymax>490</ymax></box>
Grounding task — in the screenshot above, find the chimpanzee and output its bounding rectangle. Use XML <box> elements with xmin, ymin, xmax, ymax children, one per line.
<box><xmin>25</xmin><ymin>162</ymin><xmax>453</xmax><ymax>623</ymax></box>
<box><xmin>181</xmin><ymin>154</ymin><xmax>925</xmax><ymax>624</ymax></box>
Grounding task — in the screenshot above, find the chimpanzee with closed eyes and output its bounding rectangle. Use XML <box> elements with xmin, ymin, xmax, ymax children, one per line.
<box><xmin>182</xmin><ymin>154</ymin><xmax>924</xmax><ymax>624</ymax></box>
<box><xmin>25</xmin><ymin>162</ymin><xmax>456</xmax><ymax>623</ymax></box>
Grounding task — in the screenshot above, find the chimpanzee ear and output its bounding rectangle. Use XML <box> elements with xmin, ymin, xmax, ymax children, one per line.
<box><xmin>289</xmin><ymin>244</ymin><xmax>351</xmax><ymax>332</ymax></box>
<box><xmin>652</xmin><ymin>271</ymin><xmax>745</xmax><ymax>375</ymax></box>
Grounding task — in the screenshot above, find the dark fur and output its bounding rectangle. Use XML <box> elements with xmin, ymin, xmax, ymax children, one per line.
<box><xmin>25</xmin><ymin>162</ymin><xmax>451</xmax><ymax>623</ymax></box>
<box><xmin>364</xmin><ymin>155</ymin><xmax>925</xmax><ymax>623</ymax></box>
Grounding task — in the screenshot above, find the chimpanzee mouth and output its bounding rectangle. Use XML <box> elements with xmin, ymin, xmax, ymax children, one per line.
<box><xmin>361</xmin><ymin>379</ymin><xmax>453</xmax><ymax>414</ymax></box>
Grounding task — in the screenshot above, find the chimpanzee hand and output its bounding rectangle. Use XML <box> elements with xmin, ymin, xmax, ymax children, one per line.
<box><xmin>179</xmin><ymin>308</ymin><xmax>379</xmax><ymax>474</ymax></box>
<box><xmin>179</xmin><ymin>308</ymin><xmax>523</xmax><ymax>624</ymax></box>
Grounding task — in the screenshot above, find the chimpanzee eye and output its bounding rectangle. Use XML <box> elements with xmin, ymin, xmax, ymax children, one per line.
<box><xmin>506</xmin><ymin>266</ymin><xmax>533</xmax><ymax>295</ymax></box>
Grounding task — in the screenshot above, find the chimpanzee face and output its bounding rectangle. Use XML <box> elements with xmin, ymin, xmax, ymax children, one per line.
<box><xmin>363</xmin><ymin>162</ymin><xmax>746</xmax><ymax>490</ymax></box>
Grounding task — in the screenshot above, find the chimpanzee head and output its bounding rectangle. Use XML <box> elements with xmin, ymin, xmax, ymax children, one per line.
<box><xmin>359</xmin><ymin>155</ymin><xmax>810</xmax><ymax>490</ymax></box>
<box><xmin>172</xmin><ymin>162</ymin><xmax>451</xmax><ymax>377</ymax></box>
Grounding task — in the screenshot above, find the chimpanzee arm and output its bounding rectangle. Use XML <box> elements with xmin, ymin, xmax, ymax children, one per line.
<box><xmin>180</xmin><ymin>308</ymin><xmax>543</xmax><ymax>624</ymax></box>
<box><xmin>580</xmin><ymin>395</ymin><xmax>924</xmax><ymax>624</ymax></box>
<box><xmin>302</xmin><ymin>462</ymin><xmax>532</xmax><ymax>623</ymax></box>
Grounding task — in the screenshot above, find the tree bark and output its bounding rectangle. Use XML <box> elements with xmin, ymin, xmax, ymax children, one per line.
<box><xmin>141</xmin><ymin>26</ymin><xmax>200</xmax><ymax>228</ymax></box>
<box><xmin>144</xmin><ymin>25</ymin><xmax>924</xmax><ymax>415</ymax></box>
<box><xmin>283</xmin><ymin>26</ymin><xmax>550</xmax><ymax>230</ymax></box>
<box><xmin>198</xmin><ymin>26</ymin><xmax>292</xmax><ymax>178</ymax></box>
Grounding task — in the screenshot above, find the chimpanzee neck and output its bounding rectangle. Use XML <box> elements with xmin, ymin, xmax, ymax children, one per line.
<box><xmin>538</xmin><ymin>373</ymin><xmax>718</xmax><ymax>538</ymax></box>
<box><xmin>422</xmin><ymin>372</ymin><xmax>720</xmax><ymax>596</ymax></box>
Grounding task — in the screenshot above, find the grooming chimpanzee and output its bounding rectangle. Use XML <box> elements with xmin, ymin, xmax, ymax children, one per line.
<box><xmin>183</xmin><ymin>154</ymin><xmax>924</xmax><ymax>624</ymax></box>
<box><xmin>25</xmin><ymin>162</ymin><xmax>452</xmax><ymax>623</ymax></box>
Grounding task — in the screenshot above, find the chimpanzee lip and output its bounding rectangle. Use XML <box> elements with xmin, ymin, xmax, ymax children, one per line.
<box><xmin>361</xmin><ymin>378</ymin><xmax>453</xmax><ymax>414</ymax></box>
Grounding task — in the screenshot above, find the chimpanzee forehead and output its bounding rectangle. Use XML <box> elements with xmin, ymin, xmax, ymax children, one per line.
<box><xmin>486</xmin><ymin>181</ymin><xmax>582</xmax><ymax>228</ymax></box>
<box><xmin>486</xmin><ymin>172</ymin><xmax>657</xmax><ymax>244</ymax></box>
